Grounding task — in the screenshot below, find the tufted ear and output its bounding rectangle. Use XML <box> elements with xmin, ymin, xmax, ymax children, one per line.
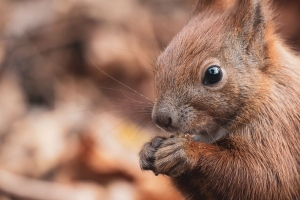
<box><xmin>195</xmin><ymin>0</ymin><xmax>235</xmax><ymax>12</ymax></box>
<box><xmin>196</xmin><ymin>0</ymin><xmax>266</xmax><ymax>29</ymax></box>
<box><xmin>196</xmin><ymin>0</ymin><xmax>269</xmax><ymax>61</ymax></box>
<box><xmin>233</xmin><ymin>0</ymin><xmax>266</xmax><ymax>32</ymax></box>
<box><xmin>233</xmin><ymin>0</ymin><xmax>268</xmax><ymax>55</ymax></box>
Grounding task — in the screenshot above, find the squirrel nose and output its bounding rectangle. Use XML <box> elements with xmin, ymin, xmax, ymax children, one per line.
<box><xmin>153</xmin><ymin>109</ymin><xmax>173</xmax><ymax>129</ymax></box>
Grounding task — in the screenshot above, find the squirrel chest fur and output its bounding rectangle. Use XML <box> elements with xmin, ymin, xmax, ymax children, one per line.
<box><xmin>139</xmin><ymin>0</ymin><xmax>300</xmax><ymax>199</ymax></box>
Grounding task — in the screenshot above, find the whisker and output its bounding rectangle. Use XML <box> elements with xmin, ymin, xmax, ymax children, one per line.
<box><xmin>130</xmin><ymin>21</ymin><xmax>160</xmax><ymax>64</ymax></box>
<box><xmin>127</xmin><ymin>118</ymin><xmax>153</xmax><ymax>142</ymax></box>
<box><xmin>88</xmin><ymin>55</ymin><xmax>154</xmax><ymax>103</ymax></box>
<box><xmin>63</xmin><ymin>103</ymin><xmax>152</xmax><ymax>117</ymax></box>
<box><xmin>209</xmin><ymin>121</ymin><xmax>232</xmax><ymax>137</ymax></box>
<box><xmin>99</xmin><ymin>113</ymin><xmax>152</xmax><ymax>142</ymax></box>
<box><xmin>97</xmin><ymin>87</ymin><xmax>154</xmax><ymax>103</ymax></box>
<box><xmin>102</xmin><ymin>98</ymin><xmax>154</xmax><ymax>107</ymax></box>
<box><xmin>118</xmin><ymin>90</ymin><xmax>154</xmax><ymax>105</ymax></box>
<box><xmin>113</xmin><ymin>48</ymin><xmax>156</xmax><ymax>73</ymax></box>
<box><xmin>204</xmin><ymin>127</ymin><xmax>221</xmax><ymax>151</ymax></box>
<box><xmin>71</xmin><ymin>101</ymin><xmax>153</xmax><ymax>113</ymax></box>
<box><xmin>112</xmin><ymin>116</ymin><xmax>153</xmax><ymax>149</ymax></box>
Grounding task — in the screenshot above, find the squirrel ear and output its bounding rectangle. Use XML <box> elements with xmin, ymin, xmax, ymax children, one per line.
<box><xmin>233</xmin><ymin>0</ymin><xmax>266</xmax><ymax>32</ymax></box>
<box><xmin>233</xmin><ymin>0</ymin><xmax>268</xmax><ymax>59</ymax></box>
<box><xmin>195</xmin><ymin>0</ymin><xmax>235</xmax><ymax>12</ymax></box>
<box><xmin>196</xmin><ymin>0</ymin><xmax>266</xmax><ymax>29</ymax></box>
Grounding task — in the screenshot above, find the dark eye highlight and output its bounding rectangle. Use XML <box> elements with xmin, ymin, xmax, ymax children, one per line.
<box><xmin>203</xmin><ymin>65</ymin><xmax>223</xmax><ymax>85</ymax></box>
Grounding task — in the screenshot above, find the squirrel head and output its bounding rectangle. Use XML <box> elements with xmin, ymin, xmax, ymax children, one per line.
<box><xmin>152</xmin><ymin>0</ymin><xmax>274</xmax><ymax>143</ymax></box>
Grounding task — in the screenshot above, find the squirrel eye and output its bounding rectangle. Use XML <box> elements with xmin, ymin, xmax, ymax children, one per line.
<box><xmin>203</xmin><ymin>65</ymin><xmax>223</xmax><ymax>85</ymax></box>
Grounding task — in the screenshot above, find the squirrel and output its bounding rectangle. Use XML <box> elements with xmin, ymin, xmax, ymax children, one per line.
<box><xmin>139</xmin><ymin>0</ymin><xmax>300</xmax><ymax>199</ymax></box>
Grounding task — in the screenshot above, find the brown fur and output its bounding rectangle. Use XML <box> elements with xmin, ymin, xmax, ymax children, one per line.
<box><xmin>140</xmin><ymin>0</ymin><xmax>300</xmax><ymax>199</ymax></box>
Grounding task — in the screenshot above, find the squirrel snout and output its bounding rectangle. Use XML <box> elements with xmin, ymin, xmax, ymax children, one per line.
<box><xmin>152</xmin><ymin>107</ymin><xmax>178</xmax><ymax>130</ymax></box>
<box><xmin>153</xmin><ymin>110</ymin><xmax>172</xmax><ymax>129</ymax></box>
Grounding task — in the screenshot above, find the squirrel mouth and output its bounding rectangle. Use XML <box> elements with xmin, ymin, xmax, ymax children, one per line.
<box><xmin>166</xmin><ymin>127</ymin><xmax>227</xmax><ymax>144</ymax></box>
<box><xmin>182</xmin><ymin>128</ymin><xmax>227</xmax><ymax>143</ymax></box>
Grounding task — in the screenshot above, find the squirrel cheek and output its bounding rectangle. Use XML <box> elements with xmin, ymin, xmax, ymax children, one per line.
<box><xmin>196</xmin><ymin>114</ymin><xmax>213</xmax><ymax>126</ymax></box>
<box><xmin>188</xmin><ymin>112</ymin><xmax>214</xmax><ymax>130</ymax></box>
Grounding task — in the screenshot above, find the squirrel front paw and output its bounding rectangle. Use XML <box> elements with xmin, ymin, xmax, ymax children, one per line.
<box><xmin>139</xmin><ymin>135</ymin><xmax>195</xmax><ymax>177</ymax></box>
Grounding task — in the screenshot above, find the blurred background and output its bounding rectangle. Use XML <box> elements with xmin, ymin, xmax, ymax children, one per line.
<box><xmin>0</xmin><ymin>0</ymin><xmax>299</xmax><ymax>199</ymax></box>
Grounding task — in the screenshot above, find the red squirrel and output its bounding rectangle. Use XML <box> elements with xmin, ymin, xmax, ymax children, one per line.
<box><xmin>139</xmin><ymin>0</ymin><xmax>300</xmax><ymax>199</ymax></box>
